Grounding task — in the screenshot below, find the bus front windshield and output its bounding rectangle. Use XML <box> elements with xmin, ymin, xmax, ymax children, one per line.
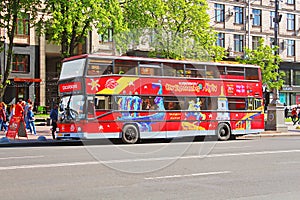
<box><xmin>60</xmin><ymin>59</ymin><xmax>86</xmax><ymax>80</ymax></box>
<box><xmin>58</xmin><ymin>95</ymin><xmax>85</xmax><ymax>122</ymax></box>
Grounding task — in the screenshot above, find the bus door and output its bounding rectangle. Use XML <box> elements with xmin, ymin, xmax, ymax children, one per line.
<box><xmin>86</xmin><ymin>95</ymin><xmax>115</xmax><ymax>134</ymax></box>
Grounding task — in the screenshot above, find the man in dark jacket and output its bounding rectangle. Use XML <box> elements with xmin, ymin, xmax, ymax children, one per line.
<box><xmin>50</xmin><ymin>105</ymin><xmax>58</xmax><ymax>139</ymax></box>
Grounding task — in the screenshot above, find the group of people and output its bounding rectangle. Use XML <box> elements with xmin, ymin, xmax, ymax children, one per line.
<box><xmin>0</xmin><ymin>99</ymin><xmax>37</xmax><ymax>135</ymax></box>
<box><xmin>0</xmin><ymin>99</ymin><xmax>59</xmax><ymax>139</ymax></box>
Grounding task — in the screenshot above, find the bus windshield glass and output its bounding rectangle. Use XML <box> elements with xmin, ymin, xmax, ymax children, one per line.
<box><xmin>60</xmin><ymin>59</ymin><xmax>86</xmax><ymax>79</ymax></box>
<box><xmin>58</xmin><ymin>95</ymin><xmax>85</xmax><ymax>122</ymax></box>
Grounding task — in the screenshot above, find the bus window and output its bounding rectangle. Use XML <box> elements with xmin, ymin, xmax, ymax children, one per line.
<box><xmin>207</xmin><ymin>97</ymin><xmax>218</xmax><ymax>110</ymax></box>
<box><xmin>87</xmin><ymin>65</ymin><xmax>102</xmax><ymax>75</ymax></box>
<box><xmin>206</xmin><ymin>65</ymin><xmax>220</xmax><ymax>78</ymax></box>
<box><xmin>94</xmin><ymin>96</ymin><xmax>111</xmax><ymax>110</ymax></box>
<box><xmin>103</xmin><ymin>65</ymin><xmax>113</xmax><ymax>74</ymax></box>
<box><xmin>140</xmin><ymin>62</ymin><xmax>162</xmax><ymax>76</ymax></box>
<box><xmin>185</xmin><ymin>64</ymin><xmax>206</xmax><ymax>78</ymax></box>
<box><xmin>163</xmin><ymin>63</ymin><xmax>184</xmax><ymax>77</ymax></box>
<box><xmin>226</xmin><ymin>67</ymin><xmax>244</xmax><ymax>79</ymax></box>
<box><xmin>115</xmin><ymin>60</ymin><xmax>138</xmax><ymax>75</ymax></box>
<box><xmin>87</xmin><ymin>59</ymin><xmax>113</xmax><ymax>76</ymax></box>
<box><xmin>163</xmin><ymin>96</ymin><xmax>183</xmax><ymax>110</ymax></box>
<box><xmin>228</xmin><ymin>98</ymin><xmax>246</xmax><ymax>110</ymax></box>
<box><xmin>246</xmin><ymin>68</ymin><xmax>259</xmax><ymax>80</ymax></box>
<box><xmin>86</xmin><ymin>97</ymin><xmax>95</xmax><ymax>118</ymax></box>
<box><xmin>217</xmin><ymin>66</ymin><xmax>226</xmax><ymax>77</ymax></box>
<box><xmin>247</xmin><ymin>98</ymin><xmax>254</xmax><ymax>110</ymax></box>
<box><xmin>60</xmin><ymin>59</ymin><xmax>85</xmax><ymax>79</ymax></box>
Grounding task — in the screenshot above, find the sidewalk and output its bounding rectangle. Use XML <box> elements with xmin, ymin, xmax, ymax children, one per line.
<box><xmin>0</xmin><ymin>125</ymin><xmax>53</xmax><ymax>141</ymax></box>
<box><xmin>243</xmin><ymin>121</ymin><xmax>300</xmax><ymax>138</ymax></box>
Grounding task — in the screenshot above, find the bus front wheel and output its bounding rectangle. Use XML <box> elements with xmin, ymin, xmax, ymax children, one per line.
<box><xmin>122</xmin><ymin>124</ymin><xmax>139</xmax><ymax>144</ymax></box>
<box><xmin>216</xmin><ymin>123</ymin><xmax>231</xmax><ymax>141</ymax></box>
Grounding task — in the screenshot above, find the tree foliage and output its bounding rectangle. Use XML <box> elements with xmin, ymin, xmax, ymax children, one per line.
<box><xmin>42</xmin><ymin>0</ymin><xmax>125</xmax><ymax>58</ymax></box>
<box><xmin>237</xmin><ymin>39</ymin><xmax>284</xmax><ymax>95</ymax></box>
<box><xmin>0</xmin><ymin>0</ymin><xmax>42</xmax><ymax>99</ymax></box>
<box><xmin>117</xmin><ymin>0</ymin><xmax>225</xmax><ymax>61</ymax></box>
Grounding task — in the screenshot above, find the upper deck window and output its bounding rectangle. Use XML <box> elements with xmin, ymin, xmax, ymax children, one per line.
<box><xmin>163</xmin><ymin>63</ymin><xmax>184</xmax><ymax>77</ymax></box>
<box><xmin>115</xmin><ymin>60</ymin><xmax>138</xmax><ymax>75</ymax></box>
<box><xmin>139</xmin><ymin>62</ymin><xmax>162</xmax><ymax>76</ymax></box>
<box><xmin>245</xmin><ymin>68</ymin><xmax>259</xmax><ymax>80</ymax></box>
<box><xmin>87</xmin><ymin>59</ymin><xmax>113</xmax><ymax>76</ymax></box>
<box><xmin>60</xmin><ymin>59</ymin><xmax>86</xmax><ymax>79</ymax></box>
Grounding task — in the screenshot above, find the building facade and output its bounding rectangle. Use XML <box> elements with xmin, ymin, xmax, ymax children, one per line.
<box><xmin>208</xmin><ymin>0</ymin><xmax>300</xmax><ymax>106</ymax></box>
<box><xmin>0</xmin><ymin>14</ymin><xmax>41</xmax><ymax>106</ymax></box>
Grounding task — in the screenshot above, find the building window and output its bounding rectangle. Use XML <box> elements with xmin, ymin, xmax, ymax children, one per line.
<box><xmin>12</xmin><ymin>54</ymin><xmax>30</xmax><ymax>73</ymax></box>
<box><xmin>287</xmin><ymin>40</ymin><xmax>295</xmax><ymax>56</ymax></box>
<box><xmin>287</xmin><ymin>14</ymin><xmax>295</xmax><ymax>31</ymax></box>
<box><xmin>234</xmin><ymin>34</ymin><xmax>244</xmax><ymax>52</ymax></box>
<box><xmin>16</xmin><ymin>12</ymin><xmax>29</xmax><ymax>36</ymax></box>
<box><xmin>216</xmin><ymin>33</ymin><xmax>225</xmax><ymax>47</ymax></box>
<box><xmin>252</xmin><ymin>36</ymin><xmax>261</xmax><ymax>50</ymax></box>
<box><xmin>287</xmin><ymin>0</ymin><xmax>295</xmax><ymax>5</ymax></box>
<box><xmin>252</xmin><ymin>9</ymin><xmax>261</xmax><ymax>26</ymax></box>
<box><xmin>270</xmin><ymin>11</ymin><xmax>275</xmax><ymax>28</ymax></box>
<box><xmin>215</xmin><ymin>4</ymin><xmax>224</xmax><ymax>22</ymax></box>
<box><xmin>234</xmin><ymin>6</ymin><xmax>243</xmax><ymax>24</ymax></box>
<box><xmin>99</xmin><ymin>28</ymin><xmax>113</xmax><ymax>42</ymax></box>
<box><xmin>293</xmin><ymin>70</ymin><xmax>300</xmax><ymax>85</ymax></box>
<box><xmin>280</xmin><ymin>69</ymin><xmax>290</xmax><ymax>85</ymax></box>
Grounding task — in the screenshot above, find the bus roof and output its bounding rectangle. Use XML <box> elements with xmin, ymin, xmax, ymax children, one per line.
<box><xmin>62</xmin><ymin>54</ymin><xmax>259</xmax><ymax>68</ymax></box>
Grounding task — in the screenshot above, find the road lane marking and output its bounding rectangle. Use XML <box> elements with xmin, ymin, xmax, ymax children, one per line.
<box><xmin>0</xmin><ymin>161</ymin><xmax>99</xmax><ymax>170</ymax></box>
<box><xmin>144</xmin><ymin>171</ymin><xmax>231</xmax><ymax>180</ymax></box>
<box><xmin>0</xmin><ymin>156</ymin><xmax>44</xmax><ymax>160</ymax></box>
<box><xmin>1</xmin><ymin>149</ymin><xmax>300</xmax><ymax>171</ymax></box>
<box><xmin>215</xmin><ymin>146</ymin><xmax>252</xmax><ymax>149</ymax></box>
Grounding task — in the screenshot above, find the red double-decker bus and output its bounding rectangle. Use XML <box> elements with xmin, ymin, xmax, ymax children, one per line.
<box><xmin>56</xmin><ymin>54</ymin><xmax>264</xmax><ymax>143</ymax></box>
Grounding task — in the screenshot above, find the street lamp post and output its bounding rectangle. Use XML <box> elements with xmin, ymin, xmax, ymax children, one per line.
<box><xmin>265</xmin><ymin>0</ymin><xmax>287</xmax><ymax>132</ymax></box>
<box><xmin>273</xmin><ymin>0</ymin><xmax>280</xmax><ymax>104</ymax></box>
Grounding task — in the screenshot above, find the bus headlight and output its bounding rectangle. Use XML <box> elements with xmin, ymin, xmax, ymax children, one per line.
<box><xmin>56</xmin><ymin>127</ymin><xmax>60</xmax><ymax>132</ymax></box>
<box><xmin>77</xmin><ymin>127</ymin><xmax>82</xmax><ymax>132</ymax></box>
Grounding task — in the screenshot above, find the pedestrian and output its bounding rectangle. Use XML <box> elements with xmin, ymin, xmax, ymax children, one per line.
<box><xmin>0</xmin><ymin>102</ymin><xmax>8</xmax><ymax>132</ymax></box>
<box><xmin>284</xmin><ymin>104</ymin><xmax>289</xmax><ymax>119</ymax></box>
<box><xmin>24</xmin><ymin>99</ymin><xmax>32</xmax><ymax>131</ymax></box>
<box><xmin>0</xmin><ymin>104</ymin><xmax>7</xmax><ymax>133</ymax></box>
<box><xmin>50</xmin><ymin>104</ymin><xmax>58</xmax><ymax>139</ymax></box>
<box><xmin>27</xmin><ymin>105</ymin><xmax>37</xmax><ymax>135</ymax></box>
<box><xmin>294</xmin><ymin>109</ymin><xmax>300</xmax><ymax>125</ymax></box>
<box><xmin>15</xmin><ymin>99</ymin><xmax>24</xmax><ymax>118</ymax></box>
<box><xmin>292</xmin><ymin>107</ymin><xmax>297</xmax><ymax>125</ymax></box>
<box><xmin>9</xmin><ymin>104</ymin><xmax>15</xmax><ymax>121</ymax></box>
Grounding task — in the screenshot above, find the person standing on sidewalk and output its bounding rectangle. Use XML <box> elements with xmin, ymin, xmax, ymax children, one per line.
<box><xmin>27</xmin><ymin>105</ymin><xmax>37</xmax><ymax>135</ymax></box>
<box><xmin>292</xmin><ymin>107</ymin><xmax>297</xmax><ymax>125</ymax></box>
<box><xmin>0</xmin><ymin>104</ymin><xmax>7</xmax><ymax>133</ymax></box>
<box><xmin>50</xmin><ymin>104</ymin><xmax>58</xmax><ymax>139</ymax></box>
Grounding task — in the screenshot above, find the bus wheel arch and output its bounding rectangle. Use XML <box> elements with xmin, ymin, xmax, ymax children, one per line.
<box><xmin>122</xmin><ymin>124</ymin><xmax>140</xmax><ymax>144</ymax></box>
<box><xmin>216</xmin><ymin>122</ymin><xmax>231</xmax><ymax>141</ymax></box>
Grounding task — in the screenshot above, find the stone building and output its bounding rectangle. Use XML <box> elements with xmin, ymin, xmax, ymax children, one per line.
<box><xmin>208</xmin><ymin>0</ymin><xmax>300</xmax><ymax>106</ymax></box>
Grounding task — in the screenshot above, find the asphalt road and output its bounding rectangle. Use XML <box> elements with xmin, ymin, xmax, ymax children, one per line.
<box><xmin>1</xmin><ymin>136</ymin><xmax>300</xmax><ymax>200</ymax></box>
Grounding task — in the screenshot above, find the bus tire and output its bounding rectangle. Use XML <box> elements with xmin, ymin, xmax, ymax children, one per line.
<box><xmin>216</xmin><ymin>123</ymin><xmax>231</xmax><ymax>141</ymax></box>
<box><xmin>122</xmin><ymin>124</ymin><xmax>139</xmax><ymax>144</ymax></box>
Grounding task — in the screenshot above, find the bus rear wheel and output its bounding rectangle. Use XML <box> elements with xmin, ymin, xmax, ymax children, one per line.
<box><xmin>216</xmin><ymin>123</ymin><xmax>231</xmax><ymax>141</ymax></box>
<box><xmin>122</xmin><ymin>124</ymin><xmax>139</xmax><ymax>144</ymax></box>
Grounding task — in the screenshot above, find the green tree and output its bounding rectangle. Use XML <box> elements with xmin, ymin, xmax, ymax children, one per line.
<box><xmin>238</xmin><ymin>39</ymin><xmax>284</xmax><ymax>102</ymax></box>
<box><xmin>117</xmin><ymin>0</ymin><xmax>225</xmax><ymax>61</ymax></box>
<box><xmin>0</xmin><ymin>0</ymin><xmax>41</xmax><ymax>99</ymax></box>
<box><xmin>42</xmin><ymin>0</ymin><xmax>124</xmax><ymax>58</ymax></box>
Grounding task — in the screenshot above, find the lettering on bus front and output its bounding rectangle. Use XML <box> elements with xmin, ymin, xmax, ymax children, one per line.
<box><xmin>59</xmin><ymin>82</ymin><xmax>82</xmax><ymax>93</ymax></box>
